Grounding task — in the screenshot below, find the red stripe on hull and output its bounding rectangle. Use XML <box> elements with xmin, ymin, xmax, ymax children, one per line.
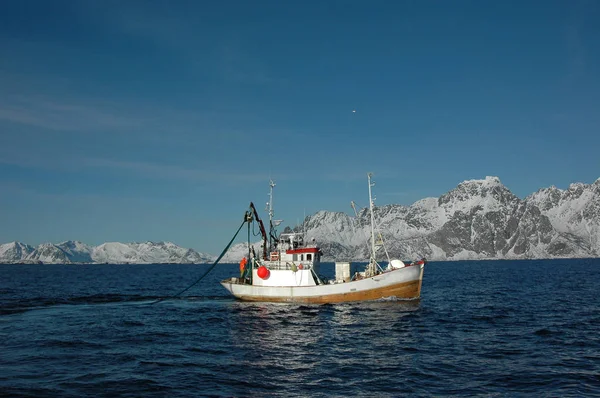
<box><xmin>286</xmin><ymin>247</ymin><xmax>319</xmax><ymax>254</ymax></box>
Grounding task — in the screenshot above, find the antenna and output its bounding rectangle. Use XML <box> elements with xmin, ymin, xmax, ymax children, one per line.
<box><xmin>267</xmin><ymin>179</ymin><xmax>276</xmax><ymax>221</ymax></box>
<box><xmin>265</xmin><ymin>179</ymin><xmax>276</xmax><ymax>251</ymax></box>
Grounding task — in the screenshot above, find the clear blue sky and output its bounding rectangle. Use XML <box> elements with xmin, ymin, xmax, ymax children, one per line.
<box><xmin>1</xmin><ymin>0</ymin><xmax>598</xmax><ymax>254</ymax></box>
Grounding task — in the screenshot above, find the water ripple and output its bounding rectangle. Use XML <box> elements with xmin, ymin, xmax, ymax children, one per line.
<box><xmin>1</xmin><ymin>260</ymin><xmax>599</xmax><ymax>397</ymax></box>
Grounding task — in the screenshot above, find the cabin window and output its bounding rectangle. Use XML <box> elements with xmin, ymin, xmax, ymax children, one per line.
<box><xmin>293</xmin><ymin>254</ymin><xmax>298</xmax><ymax>261</ymax></box>
<box><xmin>300</xmin><ymin>254</ymin><xmax>304</xmax><ymax>261</ymax></box>
<box><xmin>307</xmin><ymin>254</ymin><xmax>312</xmax><ymax>261</ymax></box>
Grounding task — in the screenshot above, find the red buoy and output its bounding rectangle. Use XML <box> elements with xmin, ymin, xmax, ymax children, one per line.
<box><xmin>257</xmin><ymin>266</ymin><xmax>270</xmax><ymax>279</ymax></box>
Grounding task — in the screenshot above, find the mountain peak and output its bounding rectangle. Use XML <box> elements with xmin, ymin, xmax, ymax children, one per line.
<box><xmin>461</xmin><ymin>176</ymin><xmax>503</xmax><ymax>187</ymax></box>
<box><xmin>439</xmin><ymin>176</ymin><xmax>517</xmax><ymax>211</ymax></box>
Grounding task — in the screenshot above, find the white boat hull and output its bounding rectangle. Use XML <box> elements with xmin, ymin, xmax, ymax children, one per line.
<box><xmin>221</xmin><ymin>263</ymin><xmax>424</xmax><ymax>304</ymax></box>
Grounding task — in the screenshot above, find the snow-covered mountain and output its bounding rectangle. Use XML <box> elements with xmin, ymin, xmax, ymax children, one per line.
<box><xmin>2</xmin><ymin>176</ymin><xmax>599</xmax><ymax>264</ymax></box>
<box><xmin>527</xmin><ymin>180</ymin><xmax>600</xmax><ymax>252</ymax></box>
<box><xmin>0</xmin><ymin>242</ymin><xmax>35</xmax><ymax>263</ymax></box>
<box><xmin>0</xmin><ymin>241</ymin><xmax>215</xmax><ymax>264</ymax></box>
<box><xmin>224</xmin><ymin>176</ymin><xmax>600</xmax><ymax>262</ymax></box>
<box><xmin>92</xmin><ymin>241</ymin><xmax>211</xmax><ymax>264</ymax></box>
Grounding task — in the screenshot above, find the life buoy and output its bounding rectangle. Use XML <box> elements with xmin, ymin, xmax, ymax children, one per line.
<box><xmin>257</xmin><ymin>265</ymin><xmax>270</xmax><ymax>279</ymax></box>
<box><xmin>298</xmin><ymin>263</ymin><xmax>303</xmax><ymax>270</ymax></box>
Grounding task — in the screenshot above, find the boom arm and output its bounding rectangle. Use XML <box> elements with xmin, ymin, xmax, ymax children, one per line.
<box><xmin>249</xmin><ymin>202</ymin><xmax>268</xmax><ymax>260</ymax></box>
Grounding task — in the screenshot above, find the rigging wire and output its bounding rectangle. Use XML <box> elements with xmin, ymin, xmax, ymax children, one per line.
<box><xmin>351</xmin><ymin>201</ymin><xmax>372</xmax><ymax>260</ymax></box>
<box><xmin>252</xmin><ymin>221</ymin><xmax>262</xmax><ymax>237</ymax></box>
<box><xmin>150</xmin><ymin>212</ymin><xmax>250</xmax><ymax>305</ymax></box>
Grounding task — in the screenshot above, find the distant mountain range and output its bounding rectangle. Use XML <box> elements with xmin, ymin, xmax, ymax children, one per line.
<box><xmin>0</xmin><ymin>241</ymin><xmax>215</xmax><ymax>265</ymax></box>
<box><xmin>2</xmin><ymin>176</ymin><xmax>599</xmax><ymax>264</ymax></box>
<box><xmin>224</xmin><ymin>176</ymin><xmax>600</xmax><ymax>262</ymax></box>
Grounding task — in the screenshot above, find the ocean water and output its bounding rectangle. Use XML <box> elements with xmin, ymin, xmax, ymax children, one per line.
<box><xmin>1</xmin><ymin>259</ymin><xmax>599</xmax><ymax>397</ymax></box>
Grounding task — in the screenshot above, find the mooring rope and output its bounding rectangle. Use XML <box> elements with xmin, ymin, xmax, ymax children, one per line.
<box><xmin>150</xmin><ymin>213</ymin><xmax>249</xmax><ymax>305</ymax></box>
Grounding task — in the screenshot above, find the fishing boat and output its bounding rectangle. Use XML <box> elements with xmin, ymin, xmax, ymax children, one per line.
<box><xmin>220</xmin><ymin>174</ymin><xmax>425</xmax><ymax>303</ymax></box>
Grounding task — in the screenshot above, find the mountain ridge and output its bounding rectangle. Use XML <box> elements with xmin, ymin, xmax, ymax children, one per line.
<box><xmin>223</xmin><ymin>176</ymin><xmax>600</xmax><ymax>262</ymax></box>
<box><xmin>0</xmin><ymin>240</ymin><xmax>215</xmax><ymax>265</ymax></box>
<box><xmin>2</xmin><ymin>176</ymin><xmax>599</xmax><ymax>264</ymax></box>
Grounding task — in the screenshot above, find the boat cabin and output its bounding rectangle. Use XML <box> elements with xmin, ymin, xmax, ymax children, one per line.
<box><xmin>278</xmin><ymin>233</ymin><xmax>303</xmax><ymax>250</ymax></box>
<box><xmin>244</xmin><ymin>232</ymin><xmax>323</xmax><ymax>287</ymax></box>
<box><xmin>272</xmin><ymin>232</ymin><xmax>320</xmax><ymax>264</ymax></box>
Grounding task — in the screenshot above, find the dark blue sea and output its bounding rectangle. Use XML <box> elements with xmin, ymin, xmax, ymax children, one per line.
<box><xmin>1</xmin><ymin>259</ymin><xmax>599</xmax><ymax>397</ymax></box>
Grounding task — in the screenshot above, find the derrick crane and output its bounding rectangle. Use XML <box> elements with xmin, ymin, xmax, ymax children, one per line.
<box><xmin>249</xmin><ymin>202</ymin><xmax>268</xmax><ymax>260</ymax></box>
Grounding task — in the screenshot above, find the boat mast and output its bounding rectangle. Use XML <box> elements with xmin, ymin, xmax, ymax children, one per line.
<box><xmin>367</xmin><ymin>173</ymin><xmax>377</xmax><ymax>273</ymax></box>
<box><xmin>267</xmin><ymin>179</ymin><xmax>276</xmax><ymax>252</ymax></box>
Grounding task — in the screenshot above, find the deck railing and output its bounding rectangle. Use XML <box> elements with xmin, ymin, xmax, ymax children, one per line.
<box><xmin>255</xmin><ymin>260</ymin><xmax>313</xmax><ymax>271</ymax></box>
